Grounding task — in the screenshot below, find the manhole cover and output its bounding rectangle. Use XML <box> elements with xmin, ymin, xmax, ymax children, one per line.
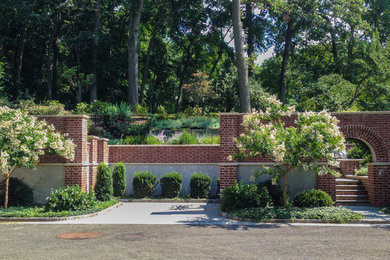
<box><xmin>117</xmin><ymin>233</ymin><xmax>145</xmax><ymax>241</ymax></box>
<box><xmin>56</xmin><ymin>231</ymin><xmax>103</xmax><ymax>240</ymax></box>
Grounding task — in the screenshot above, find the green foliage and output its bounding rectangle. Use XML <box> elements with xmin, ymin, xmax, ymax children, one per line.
<box><xmin>133</xmin><ymin>104</ymin><xmax>149</xmax><ymax>115</ymax></box>
<box><xmin>151</xmin><ymin>117</ymin><xmax>219</xmax><ymax>130</ymax></box>
<box><xmin>45</xmin><ymin>186</ymin><xmax>96</xmax><ymax>212</ymax></box>
<box><xmin>355</xmin><ymin>166</ymin><xmax>368</xmax><ymax>176</ymax></box>
<box><xmin>293</xmin><ymin>189</ymin><xmax>334</xmax><ymax>208</ymax></box>
<box><xmin>160</xmin><ymin>171</ymin><xmax>183</xmax><ymax>198</ymax></box>
<box><xmin>133</xmin><ymin>171</ymin><xmax>158</xmax><ymax>198</ymax></box>
<box><xmin>155</xmin><ymin>105</ymin><xmax>169</xmax><ymax>120</ymax></box>
<box><xmin>112</xmin><ymin>162</ymin><xmax>127</xmax><ymax>197</ymax></box>
<box><xmin>95</xmin><ymin>163</ymin><xmax>113</xmax><ymax>201</ymax></box>
<box><xmin>257</xmin><ymin>180</ymin><xmax>283</xmax><ymax>206</ymax></box>
<box><xmin>346</xmin><ymin>139</ymin><xmax>372</xmax><ymax>165</ymax></box>
<box><xmin>0</xmin><ymin>178</ymin><xmax>33</xmax><ymax>207</ymax></box>
<box><xmin>190</xmin><ymin>172</ymin><xmax>212</xmax><ymax>198</ymax></box>
<box><xmin>73</xmin><ymin>102</ymin><xmax>92</xmax><ymax>114</ymax></box>
<box><xmin>119</xmin><ymin>135</ymin><xmax>162</xmax><ymax>145</ymax></box>
<box><xmin>19</xmin><ymin>99</ymin><xmax>68</xmax><ymax>115</ymax></box>
<box><xmin>228</xmin><ymin>207</ymin><xmax>364</xmax><ymax>223</ymax></box>
<box><xmin>0</xmin><ymin>200</ymin><xmax>118</xmax><ymax>217</ymax></box>
<box><xmin>221</xmin><ymin>182</ymin><xmax>272</xmax><ymax>212</ymax></box>
<box><xmin>198</xmin><ymin>135</ymin><xmax>220</xmax><ymax>144</ymax></box>
<box><xmin>170</xmin><ymin>131</ymin><xmax>199</xmax><ymax>144</ymax></box>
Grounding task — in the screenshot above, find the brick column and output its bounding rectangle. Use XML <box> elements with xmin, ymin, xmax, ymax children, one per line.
<box><xmin>97</xmin><ymin>138</ymin><xmax>109</xmax><ymax>163</ymax></box>
<box><xmin>368</xmin><ymin>163</ymin><xmax>390</xmax><ymax>206</ymax></box>
<box><xmin>63</xmin><ymin>116</ymin><xmax>89</xmax><ymax>191</ymax></box>
<box><xmin>89</xmin><ymin>136</ymin><xmax>99</xmax><ymax>190</ymax></box>
<box><xmin>219</xmin><ymin>113</ymin><xmax>241</xmax><ymax>189</ymax></box>
<box><xmin>317</xmin><ymin>174</ymin><xmax>336</xmax><ymax>201</ymax></box>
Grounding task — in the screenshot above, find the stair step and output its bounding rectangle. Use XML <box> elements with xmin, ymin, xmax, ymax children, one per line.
<box><xmin>336</xmin><ymin>200</ymin><xmax>371</xmax><ymax>206</ymax></box>
<box><xmin>336</xmin><ymin>178</ymin><xmax>360</xmax><ymax>182</ymax></box>
<box><xmin>336</xmin><ymin>190</ymin><xmax>368</xmax><ymax>195</ymax></box>
<box><xmin>336</xmin><ymin>184</ymin><xmax>365</xmax><ymax>189</ymax></box>
<box><xmin>336</xmin><ymin>195</ymin><xmax>368</xmax><ymax>201</ymax></box>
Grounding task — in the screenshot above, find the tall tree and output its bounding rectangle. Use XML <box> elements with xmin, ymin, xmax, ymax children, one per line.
<box><xmin>128</xmin><ymin>0</ymin><xmax>144</xmax><ymax>106</ymax></box>
<box><xmin>90</xmin><ymin>0</ymin><xmax>101</xmax><ymax>102</ymax></box>
<box><xmin>232</xmin><ymin>0</ymin><xmax>251</xmax><ymax>112</ymax></box>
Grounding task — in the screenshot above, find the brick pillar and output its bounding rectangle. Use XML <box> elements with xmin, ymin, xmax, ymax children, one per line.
<box><xmin>63</xmin><ymin>116</ymin><xmax>89</xmax><ymax>191</ymax></box>
<box><xmin>339</xmin><ymin>159</ymin><xmax>361</xmax><ymax>176</ymax></box>
<box><xmin>219</xmin><ymin>113</ymin><xmax>241</xmax><ymax>189</ymax></box>
<box><xmin>317</xmin><ymin>174</ymin><xmax>336</xmax><ymax>201</ymax></box>
<box><xmin>368</xmin><ymin>163</ymin><xmax>390</xmax><ymax>206</ymax></box>
<box><xmin>89</xmin><ymin>136</ymin><xmax>99</xmax><ymax>190</ymax></box>
<box><xmin>97</xmin><ymin>138</ymin><xmax>109</xmax><ymax>163</ymax></box>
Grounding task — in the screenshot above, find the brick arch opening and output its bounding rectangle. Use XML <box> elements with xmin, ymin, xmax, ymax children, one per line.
<box><xmin>340</xmin><ymin>125</ymin><xmax>390</xmax><ymax>163</ymax></box>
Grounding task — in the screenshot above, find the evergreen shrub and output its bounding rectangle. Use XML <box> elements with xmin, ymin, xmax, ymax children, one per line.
<box><xmin>133</xmin><ymin>171</ymin><xmax>158</xmax><ymax>198</ymax></box>
<box><xmin>190</xmin><ymin>172</ymin><xmax>212</xmax><ymax>198</ymax></box>
<box><xmin>160</xmin><ymin>171</ymin><xmax>183</xmax><ymax>198</ymax></box>
<box><xmin>113</xmin><ymin>162</ymin><xmax>127</xmax><ymax>197</ymax></box>
<box><xmin>95</xmin><ymin>163</ymin><xmax>113</xmax><ymax>201</ymax></box>
<box><xmin>293</xmin><ymin>189</ymin><xmax>334</xmax><ymax>208</ymax></box>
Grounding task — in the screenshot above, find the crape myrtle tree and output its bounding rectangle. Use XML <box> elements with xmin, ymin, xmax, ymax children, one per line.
<box><xmin>0</xmin><ymin>107</ymin><xmax>75</xmax><ymax>208</ymax></box>
<box><xmin>229</xmin><ymin>96</ymin><xmax>345</xmax><ymax>207</ymax></box>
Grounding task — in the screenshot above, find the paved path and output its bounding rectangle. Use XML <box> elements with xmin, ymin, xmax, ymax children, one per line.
<box><xmin>345</xmin><ymin>206</ymin><xmax>390</xmax><ymax>222</ymax></box>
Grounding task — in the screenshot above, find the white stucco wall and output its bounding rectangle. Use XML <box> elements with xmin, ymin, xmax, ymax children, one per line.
<box><xmin>110</xmin><ymin>164</ymin><xmax>220</xmax><ymax>197</ymax></box>
<box><xmin>238</xmin><ymin>165</ymin><xmax>317</xmax><ymax>199</ymax></box>
<box><xmin>12</xmin><ymin>165</ymin><xmax>65</xmax><ymax>204</ymax></box>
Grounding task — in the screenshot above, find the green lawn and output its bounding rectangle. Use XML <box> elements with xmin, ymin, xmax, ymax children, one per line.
<box><xmin>0</xmin><ymin>199</ymin><xmax>118</xmax><ymax>218</ymax></box>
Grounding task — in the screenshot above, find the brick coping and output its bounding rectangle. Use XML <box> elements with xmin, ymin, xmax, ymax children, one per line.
<box><xmin>35</xmin><ymin>114</ymin><xmax>89</xmax><ymax>119</ymax></box>
<box><xmin>108</xmin><ymin>144</ymin><xmax>220</xmax><ymax>147</ymax></box>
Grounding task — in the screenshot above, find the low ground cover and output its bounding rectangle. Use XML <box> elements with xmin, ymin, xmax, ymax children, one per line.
<box><xmin>380</xmin><ymin>208</ymin><xmax>390</xmax><ymax>215</ymax></box>
<box><xmin>228</xmin><ymin>207</ymin><xmax>363</xmax><ymax>223</ymax></box>
<box><xmin>0</xmin><ymin>199</ymin><xmax>118</xmax><ymax>218</ymax></box>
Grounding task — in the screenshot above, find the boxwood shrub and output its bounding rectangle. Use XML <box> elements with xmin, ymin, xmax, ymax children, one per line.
<box><xmin>190</xmin><ymin>172</ymin><xmax>212</xmax><ymax>198</ymax></box>
<box><xmin>160</xmin><ymin>171</ymin><xmax>183</xmax><ymax>198</ymax></box>
<box><xmin>293</xmin><ymin>189</ymin><xmax>334</xmax><ymax>208</ymax></box>
<box><xmin>95</xmin><ymin>163</ymin><xmax>113</xmax><ymax>201</ymax></box>
<box><xmin>221</xmin><ymin>182</ymin><xmax>272</xmax><ymax>212</ymax></box>
<box><xmin>45</xmin><ymin>185</ymin><xmax>96</xmax><ymax>212</ymax></box>
<box><xmin>113</xmin><ymin>162</ymin><xmax>127</xmax><ymax>197</ymax></box>
<box><xmin>0</xmin><ymin>177</ymin><xmax>34</xmax><ymax>207</ymax></box>
<box><xmin>133</xmin><ymin>171</ymin><xmax>158</xmax><ymax>198</ymax></box>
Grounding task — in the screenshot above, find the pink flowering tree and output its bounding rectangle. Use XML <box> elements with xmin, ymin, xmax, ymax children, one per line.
<box><xmin>230</xmin><ymin>96</ymin><xmax>345</xmax><ymax>207</ymax></box>
<box><xmin>0</xmin><ymin>107</ymin><xmax>75</xmax><ymax>208</ymax></box>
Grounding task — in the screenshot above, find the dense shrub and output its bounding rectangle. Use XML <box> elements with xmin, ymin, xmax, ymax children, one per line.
<box><xmin>95</xmin><ymin>163</ymin><xmax>113</xmax><ymax>201</ymax></box>
<box><xmin>113</xmin><ymin>162</ymin><xmax>127</xmax><ymax>197</ymax></box>
<box><xmin>0</xmin><ymin>178</ymin><xmax>34</xmax><ymax>207</ymax></box>
<box><xmin>19</xmin><ymin>99</ymin><xmax>68</xmax><ymax>115</ymax></box>
<box><xmin>293</xmin><ymin>189</ymin><xmax>334</xmax><ymax>208</ymax></box>
<box><xmin>133</xmin><ymin>171</ymin><xmax>158</xmax><ymax>198</ymax></box>
<box><xmin>221</xmin><ymin>183</ymin><xmax>272</xmax><ymax>212</ymax></box>
<box><xmin>199</xmin><ymin>135</ymin><xmax>220</xmax><ymax>144</ymax></box>
<box><xmin>257</xmin><ymin>180</ymin><xmax>283</xmax><ymax>206</ymax></box>
<box><xmin>355</xmin><ymin>166</ymin><xmax>368</xmax><ymax>176</ymax></box>
<box><xmin>160</xmin><ymin>171</ymin><xmax>183</xmax><ymax>198</ymax></box>
<box><xmin>190</xmin><ymin>172</ymin><xmax>212</xmax><ymax>198</ymax></box>
<box><xmin>119</xmin><ymin>135</ymin><xmax>162</xmax><ymax>145</ymax></box>
<box><xmin>45</xmin><ymin>186</ymin><xmax>96</xmax><ymax>212</ymax></box>
<box><xmin>171</xmin><ymin>131</ymin><xmax>199</xmax><ymax>144</ymax></box>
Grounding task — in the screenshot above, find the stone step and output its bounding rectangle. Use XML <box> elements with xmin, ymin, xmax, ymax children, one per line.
<box><xmin>336</xmin><ymin>194</ymin><xmax>368</xmax><ymax>201</ymax></box>
<box><xmin>335</xmin><ymin>178</ymin><xmax>360</xmax><ymax>185</ymax></box>
<box><xmin>336</xmin><ymin>190</ymin><xmax>368</xmax><ymax>196</ymax></box>
<box><xmin>336</xmin><ymin>184</ymin><xmax>365</xmax><ymax>190</ymax></box>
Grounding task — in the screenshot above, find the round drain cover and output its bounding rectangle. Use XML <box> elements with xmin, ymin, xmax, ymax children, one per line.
<box><xmin>117</xmin><ymin>233</ymin><xmax>145</xmax><ymax>241</ymax></box>
<box><xmin>56</xmin><ymin>231</ymin><xmax>103</xmax><ymax>240</ymax></box>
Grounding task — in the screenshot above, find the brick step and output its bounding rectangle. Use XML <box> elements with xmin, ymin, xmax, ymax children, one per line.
<box><xmin>336</xmin><ymin>200</ymin><xmax>371</xmax><ymax>206</ymax></box>
<box><xmin>336</xmin><ymin>194</ymin><xmax>368</xmax><ymax>201</ymax></box>
<box><xmin>336</xmin><ymin>184</ymin><xmax>365</xmax><ymax>190</ymax></box>
<box><xmin>335</xmin><ymin>178</ymin><xmax>360</xmax><ymax>185</ymax></box>
<box><xmin>336</xmin><ymin>190</ymin><xmax>368</xmax><ymax>196</ymax></box>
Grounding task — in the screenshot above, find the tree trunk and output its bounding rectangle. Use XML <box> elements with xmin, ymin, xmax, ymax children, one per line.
<box><xmin>283</xmin><ymin>168</ymin><xmax>291</xmax><ymax>207</ymax></box>
<box><xmin>90</xmin><ymin>0</ymin><xmax>100</xmax><ymax>102</ymax></box>
<box><xmin>245</xmin><ymin>3</ymin><xmax>255</xmax><ymax>79</ymax></box>
<box><xmin>140</xmin><ymin>7</ymin><xmax>165</xmax><ymax>105</ymax></box>
<box><xmin>4</xmin><ymin>174</ymin><xmax>9</xmax><ymax>209</ymax></box>
<box><xmin>232</xmin><ymin>0</ymin><xmax>251</xmax><ymax>113</ymax></box>
<box><xmin>175</xmin><ymin>45</ymin><xmax>193</xmax><ymax>112</ymax></box>
<box><xmin>279</xmin><ymin>20</ymin><xmax>294</xmax><ymax>104</ymax></box>
<box><xmin>128</xmin><ymin>0</ymin><xmax>144</xmax><ymax>106</ymax></box>
<box><xmin>76</xmin><ymin>49</ymin><xmax>82</xmax><ymax>103</ymax></box>
<box><xmin>330</xmin><ymin>29</ymin><xmax>339</xmax><ymax>73</ymax></box>
<box><xmin>52</xmin><ymin>35</ymin><xmax>59</xmax><ymax>100</ymax></box>
<box><xmin>14</xmin><ymin>24</ymin><xmax>27</xmax><ymax>89</ymax></box>
<box><xmin>47</xmin><ymin>36</ymin><xmax>53</xmax><ymax>99</ymax></box>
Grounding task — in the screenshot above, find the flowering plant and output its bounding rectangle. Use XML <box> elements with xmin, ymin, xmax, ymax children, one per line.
<box><xmin>230</xmin><ymin>96</ymin><xmax>345</xmax><ymax>207</ymax></box>
<box><xmin>0</xmin><ymin>107</ymin><xmax>75</xmax><ymax>208</ymax></box>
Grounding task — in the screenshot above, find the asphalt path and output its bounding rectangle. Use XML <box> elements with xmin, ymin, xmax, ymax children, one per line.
<box><xmin>1</xmin><ymin>223</ymin><xmax>390</xmax><ymax>259</ymax></box>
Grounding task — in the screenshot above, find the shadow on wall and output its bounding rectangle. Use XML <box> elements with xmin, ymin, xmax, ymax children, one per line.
<box><xmin>238</xmin><ymin>165</ymin><xmax>317</xmax><ymax>200</ymax></box>
<box><xmin>109</xmin><ymin>164</ymin><xmax>220</xmax><ymax>197</ymax></box>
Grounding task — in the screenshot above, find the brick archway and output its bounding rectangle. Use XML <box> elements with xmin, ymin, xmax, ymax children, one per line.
<box><xmin>340</xmin><ymin>125</ymin><xmax>390</xmax><ymax>162</ymax></box>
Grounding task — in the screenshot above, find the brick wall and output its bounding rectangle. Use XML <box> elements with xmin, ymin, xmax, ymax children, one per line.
<box><xmin>109</xmin><ymin>145</ymin><xmax>220</xmax><ymax>164</ymax></box>
<box><xmin>339</xmin><ymin>159</ymin><xmax>361</xmax><ymax>176</ymax></box>
<box><xmin>368</xmin><ymin>164</ymin><xmax>390</xmax><ymax>206</ymax></box>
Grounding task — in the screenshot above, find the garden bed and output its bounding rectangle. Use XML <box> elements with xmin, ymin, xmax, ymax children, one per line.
<box><xmin>0</xmin><ymin>199</ymin><xmax>118</xmax><ymax>219</ymax></box>
<box><xmin>224</xmin><ymin>207</ymin><xmax>364</xmax><ymax>223</ymax></box>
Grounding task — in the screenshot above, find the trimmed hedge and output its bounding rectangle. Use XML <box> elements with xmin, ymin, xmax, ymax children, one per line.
<box><xmin>160</xmin><ymin>171</ymin><xmax>183</xmax><ymax>198</ymax></box>
<box><xmin>190</xmin><ymin>172</ymin><xmax>212</xmax><ymax>198</ymax></box>
<box><xmin>0</xmin><ymin>177</ymin><xmax>34</xmax><ymax>207</ymax></box>
<box><xmin>221</xmin><ymin>182</ymin><xmax>272</xmax><ymax>212</ymax></box>
<box><xmin>95</xmin><ymin>163</ymin><xmax>113</xmax><ymax>201</ymax></box>
<box><xmin>45</xmin><ymin>185</ymin><xmax>96</xmax><ymax>212</ymax></box>
<box><xmin>293</xmin><ymin>189</ymin><xmax>334</xmax><ymax>208</ymax></box>
<box><xmin>113</xmin><ymin>162</ymin><xmax>127</xmax><ymax>197</ymax></box>
<box><xmin>133</xmin><ymin>171</ymin><xmax>158</xmax><ymax>198</ymax></box>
